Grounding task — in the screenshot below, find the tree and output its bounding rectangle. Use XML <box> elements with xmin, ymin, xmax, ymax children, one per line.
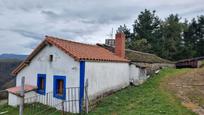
<box><xmin>133</xmin><ymin>9</ymin><xmax>161</xmax><ymax>46</ymax></box>
<box><xmin>117</xmin><ymin>9</ymin><xmax>204</xmax><ymax>61</ymax></box>
<box><xmin>183</xmin><ymin>16</ymin><xmax>204</xmax><ymax>57</ymax></box>
<box><xmin>129</xmin><ymin>38</ymin><xmax>152</xmax><ymax>52</ymax></box>
<box><xmin>118</xmin><ymin>9</ymin><xmax>161</xmax><ymax>53</ymax></box>
<box><xmin>183</xmin><ymin>18</ymin><xmax>198</xmax><ymax>58</ymax></box>
<box><xmin>117</xmin><ymin>24</ymin><xmax>152</xmax><ymax>52</ymax></box>
<box><xmin>117</xmin><ymin>25</ymin><xmax>133</xmax><ymax>48</ymax></box>
<box><xmin>159</xmin><ymin>14</ymin><xmax>184</xmax><ymax>60</ymax></box>
<box><xmin>196</xmin><ymin>15</ymin><xmax>204</xmax><ymax>56</ymax></box>
<box><xmin>117</xmin><ymin>25</ymin><xmax>132</xmax><ymax>40</ymax></box>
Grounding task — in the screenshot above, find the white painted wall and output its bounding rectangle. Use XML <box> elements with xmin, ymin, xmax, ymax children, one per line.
<box><xmin>8</xmin><ymin>93</ymin><xmax>19</xmax><ymax>107</ymax></box>
<box><xmin>129</xmin><ymin>64</ymin><xmax>149</xmax><ymax>85</ymax></box>
<box><xmin>139</xmin><ymin>68</ymin><xmax>148</xmax><ymax>81</ymax></box>
<box><xmin>8</xmin><ymin>91</ymin><xmax>36</xmax><ymax>107</ymax></box>
<box><xmin>85</xmin><ymin>62</ymin><xmax>129</xmax><ymax>100</ymax></box>
<box><xmin>12</xmin><ymin>45</ymin><xmax>80</xmax><ymax>112</ymax></box>
<box><xmin>129</xmin><ymin>64</ymin><xmax>140</xmax><ymax>84</ymax></box>
<box><xmin>11</xmin><ymin>43</ymin><xmax>133</xmax><ymax>113</ymax></box>
<box><xmin>16</xmin><ymin>45</ymin><xmax>80</xmax><ymax>89</ymax></box>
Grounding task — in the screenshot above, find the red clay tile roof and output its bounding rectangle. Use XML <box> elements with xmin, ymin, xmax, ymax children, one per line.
<box><xmin>46</xmin><ymin>36</ymin><xmax>128</xmax><ymax>62</ymax></box>
<box><xmin>12</xmin><ymin>36</ymin><xmax>129</xmax><ymax>75</ymax></box>
<box><xmin>6</xmin><ymin>85</ymin><xmax>37</xmax><ymax>95</ymax></box>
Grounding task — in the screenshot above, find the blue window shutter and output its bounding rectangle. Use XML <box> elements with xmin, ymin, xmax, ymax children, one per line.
<box><xmin>79</xmin><ymin>61</ymin><xmax>85</xmax><ymax>112</ymax></box>
<box><xmin>53</xmin><ymin>75</ymin><xmax>66</xmax><ymax>100</ymax></box>
<box><xmin>37</xmin><ymin>74</ymin><xmax>46</xmax><ymax>95</ymax></box>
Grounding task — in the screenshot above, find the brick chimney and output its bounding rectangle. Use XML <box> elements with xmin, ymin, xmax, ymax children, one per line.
<box><xmin>115</xmin><ymin>32</ymin><xmax>125</xmax><ymax>58</ymax></box>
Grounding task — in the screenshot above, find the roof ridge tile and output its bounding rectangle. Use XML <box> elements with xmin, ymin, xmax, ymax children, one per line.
<box><xmin>46</xmin><ymin>35</ymin><xmax>99</xmax><ymax>48</ymax></box>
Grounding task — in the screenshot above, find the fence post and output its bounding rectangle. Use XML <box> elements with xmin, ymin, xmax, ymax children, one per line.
<box><xmin>7</xmin><ymin>91</ymin><xmax>8</xmax><ymax>105</ymax></box>
<box><xmin>46</xmin><ymin>93</ymin><xmax>48</xmax><ymax>105</ymax></box>
<box><xmin>85</xmin><ymin>79</ymin><xmax>89</xmax><ymax>114</ymax></box>
<box><xmin>61</xmin><ymin>100</ymin><xmax>65</xmax><ymax>115</ymax></box>
<box><xmin>19</xmin><ymin>77</ymin><xmax>25</xmax><ymax>115</ymax></box>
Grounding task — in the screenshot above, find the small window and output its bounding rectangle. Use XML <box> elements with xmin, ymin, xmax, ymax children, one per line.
<box><xmin>53</xmin><ymin>76</ymin><xmax>66</xmax><ymax>100</ymax></box>
<box><xmin>57</xmin><ymin>79</ymin><xmax>64</xmax><ymax>95</ymax></box>
<box><xmin>49</xmin><ymin>55</ymin><xmax>53</xmax><ymax>62</ymax></box>
<box><xmin>37</xmin><ymin>74</ymin><xmax>46</xmax><ymax>95</ymax></box>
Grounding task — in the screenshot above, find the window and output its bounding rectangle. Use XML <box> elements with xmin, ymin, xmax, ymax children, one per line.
<box><xmin>53</xmin><ymin>76</ymin><xmax>66</xmax><ymax>100</ymax></box>
<box><xmin>57</xmin><ymin>79</ymin><xmax>64</xmax><ymax>95</ymax></box>
<box><xmin>49</xmin><ymin>55</ymin><xmax>53</xmax><ymax>62</ymax></box>
<box><xmin>37</xmin><ymin>74</ymin><xmax>46</xmax><ymax>95</ymax></box>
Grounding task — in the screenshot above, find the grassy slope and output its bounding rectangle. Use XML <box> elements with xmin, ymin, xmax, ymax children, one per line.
<box><xmin>0</xmin><ymin>68</ymin><xmax>196</xmax><ymax>115</ymax></box>
<box><xmin>89</xmin><ymin>68</ymin><xmax>196</xmax><ymax>115</ymax></box>
<box><xmin>0</xmin><ymin>103</ymin><xmax>64</xmax><ymax>115</ymax></box>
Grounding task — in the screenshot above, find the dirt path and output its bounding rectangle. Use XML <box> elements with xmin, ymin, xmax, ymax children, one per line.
<box><xmin>163</xmin><ymin>68</ymin><xmax>204</xmax><ymax>115</ymax></box>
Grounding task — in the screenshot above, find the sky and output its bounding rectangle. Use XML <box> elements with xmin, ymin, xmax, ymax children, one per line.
<box><xmin>0</xmin><ymin>0</ymin><xmax>203</xmax><ymax>55</ymax></box>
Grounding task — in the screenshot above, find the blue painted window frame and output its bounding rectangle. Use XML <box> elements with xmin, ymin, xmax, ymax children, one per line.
<box><xmin>53</xmin><ymin>75</ymin><xmax>66</xmax><ymax>100</ymax></box>
<box><xmin>37</xmin><ymin>74</ymin><xmax>46</xmax><ymax>95</ymax></box>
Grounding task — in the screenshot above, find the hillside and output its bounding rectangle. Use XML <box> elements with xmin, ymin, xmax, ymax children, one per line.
<box><xmin>0</xmin><ymin>59</ymin><xmax>22</xmax><ymax>90</ymax></box>
<box><xmin>89</xmin><ymin>68</ymin><xmax>195</xmax><ymax>115</ymax></box>
<box><xmin>0</xmin><ymin>54</ymin><xmax>27</xmax><ymax>60</ymax></box>
<box><xmin>1</xmin><ymin>68</ymin><xmax>195</xmax><ymax>115</ymax></box>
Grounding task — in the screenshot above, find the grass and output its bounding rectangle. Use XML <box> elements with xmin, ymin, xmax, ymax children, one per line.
<box><xmin>0</xmin><ymin>68</ymin><xmax>196</xmax><ymax>115</ymax></box>
<box><xmin>202</xmin><ymin>60</ymin><xmax>204</xmax><ymax>66</ymax></box>
<box><xmin>89</xmin><ymin>68</ymin><xmax>196</xmax><ymax>115</ymax></box>
<box><xmin>0</xmin><ymin>103</ymin><xmax>66</xmax><ymax>115</ymax></box>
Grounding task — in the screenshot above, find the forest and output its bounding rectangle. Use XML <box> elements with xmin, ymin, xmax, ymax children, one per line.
<box><xmin>117</xmin><ymin>9</ymin><xmax>204</xmax><ymax>61</ymax></box>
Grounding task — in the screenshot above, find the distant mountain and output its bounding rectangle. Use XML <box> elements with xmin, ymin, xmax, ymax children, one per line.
<box><xmin>0</xmin><ymin>59</ymin><xmax>22</xmax><ymax>91</ymax></box>
<box><xmin>0</xmin><ymin>54</ymin><xmax>27</xmax><ymax>60</ymax></box>
<box><xmin>0</xmin><ymin>54</ymin><xmax>27</xmax><ymax>97</ymax></box>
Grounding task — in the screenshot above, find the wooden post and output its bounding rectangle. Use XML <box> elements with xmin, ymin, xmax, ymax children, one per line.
<box><xmin>85</xmin><ymin>79</ymin><xmax>89</xmax><ymax>114</ymax></box>
<box><xmin>61</xmin><ymin>101</ymin><xmax>65</xmax><ymax>115</ymax></box>
<box><xmin>46</xmin><ymin>93</ymin><xmax>48</xmax><ymax>105</ymax></box>
<box><xmin>19</xmin><ymin>77</ymin><xmax>25</xmax><ymax>115</ymax></box>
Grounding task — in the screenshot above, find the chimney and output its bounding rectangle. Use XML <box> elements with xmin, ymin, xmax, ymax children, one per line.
<box><xmin>115</xmin><ymin>32</ymin><xmax>125</xmax><ymax>58</ymax></box>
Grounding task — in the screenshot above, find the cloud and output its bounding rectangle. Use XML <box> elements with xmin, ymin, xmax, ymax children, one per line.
<box><xmin>180</xmin><ymin>8</ymin><xmax>204</xmax><ymax>18</ymax></box>
<box><xmin>0</xmin><ymin>0</ymin><xmax>203</xmax><ymax>54</ymax></box>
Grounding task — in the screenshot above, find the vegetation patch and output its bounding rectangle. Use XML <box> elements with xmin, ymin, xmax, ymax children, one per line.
<box><xmin>0</xmin><ymin>68</ymin><xmax>197</xmax><ymax>115</ymax></box>
<box><xmin>0</xmin><ymin>103</ymin><xmax>75</xmax><ymax>115</ymax></box>
<box><xmin>201</xmin><ymin>60</ymin><xmax>204</xmax><ymax>67</ymax></box>
<box><xmin>89</xmin><ymin>68</ymin><xmax>195</xmax><ymax>115</ymax></box>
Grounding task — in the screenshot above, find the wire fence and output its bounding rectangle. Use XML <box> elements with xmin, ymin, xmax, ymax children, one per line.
<box><xmin>0</xmin><ymin>79</ymin><xmax>89</xmax><ymax>115</ymax></box>
<box><xmin>24</xmin><ymin>85</ymin><xmax>89</xmax><ymax>115</ymax></box>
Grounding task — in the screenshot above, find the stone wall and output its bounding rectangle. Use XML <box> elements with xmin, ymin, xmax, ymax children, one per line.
<box><xmin>135</xmin><ymin>62</ymin><xmax>175</xmax><ymax>75</ymax></box>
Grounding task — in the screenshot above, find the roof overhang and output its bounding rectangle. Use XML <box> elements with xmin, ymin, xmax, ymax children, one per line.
<box><xmin>12</xmin><ymin>36</ymin><xmax>129</xmax><ymax>76</ymax></box>
<box><xmin>6</xmin><ymin>85</ymin><xmax>37</xmax><ymax>96</ymax></box>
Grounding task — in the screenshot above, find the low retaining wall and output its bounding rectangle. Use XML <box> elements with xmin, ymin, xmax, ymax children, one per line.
<box><xmin>134</xmin><ymin>62</ymin><xmax>175</xmax><ymax>75</ymax></box>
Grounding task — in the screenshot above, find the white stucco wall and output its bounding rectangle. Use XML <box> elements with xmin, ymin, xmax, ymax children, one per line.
<box><xmin>13</xmin><ymin>45</ymin><xmax>80</xmax><ymax>112</ymax></box>
<box><xmin>8</xmin><ymin>93</ymin><xmax>19</xmax><ymax>107</ymax></box>
<box><xmin>85</xmin><ymin>61</ymin><xmax>129</xmax><ymax>100</ymax></box>
<box><xmin>16</xmin><ymin>45</ymin><xmax>80</xmax><ymax>91</ymax></box>
<box><xmin>129</xmin><ymin>64</ymin><xmax>148</xmax><ymax>85</ymax></box>
<box><xmin>12</xmin><ymin>43</ymin><xmax>133</xmax><ymax>112</ymax></box>
<box><xmin>129</xmin><ymin>64</ymin><xmax>140</xmax><ymax>84</ymax></box>
<box><xmin>8</xmin><ymin>91</ymin><xmax>36</xmax><ymax>107</ymax></box>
